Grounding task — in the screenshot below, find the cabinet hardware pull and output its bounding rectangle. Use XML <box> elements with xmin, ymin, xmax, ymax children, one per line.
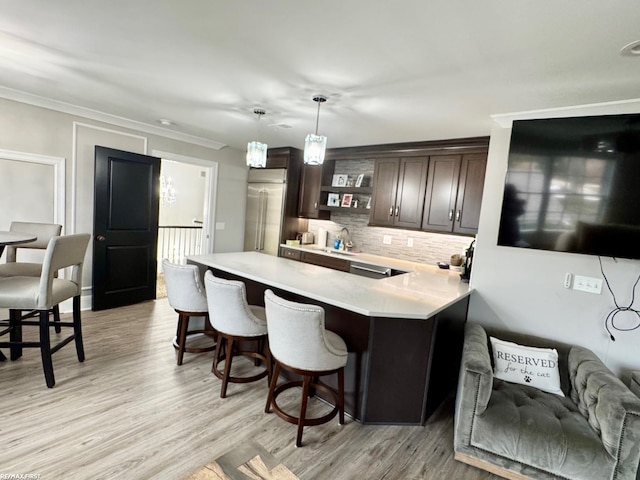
<box><xmin>96</xmin><ymin>235</ymin><xmax>106</xmax><ymax>241</ymax></box>
<box><xmin>389</xmin><ymin>206</ymin><xmax>394</xmax><ymax>216</ymax></box>
<box><xmin>314</xmin><ymin>202</ymin><xmax>318</xmax><ymax>209</ymax></box>
<box><xmin>456</xmin><ymin>210</ymin><xmax>461</xmax><ymax>221</ymax></box>
<box><xmin>395</xmin><ymin>206</ymin><xmax>399</xmax><ymax>216</ymax></box>
<box><xmin>448</xmin><ymin>210</ymin><xmax>453</xmax><ymax>221</ymax></box>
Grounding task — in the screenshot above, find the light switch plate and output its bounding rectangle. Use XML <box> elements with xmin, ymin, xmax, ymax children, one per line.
<box><xmin>383</xmin><ymin>235</ymin><xmax>392</xmax><ymax>245</ymax></box>
<box><xmin>573</xmin><ymin>275</ymin><xmax>603</xmax><ymax>294</ymax></box>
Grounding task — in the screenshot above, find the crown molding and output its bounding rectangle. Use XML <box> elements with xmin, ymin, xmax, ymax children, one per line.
<box><xmin>0</xmin><ymin>86</ymin><xmax>227</xmax><ymax>151</ymax></box>
<box><xmin>491</xmin><ymin>98</ymin><xmax>640</xmax><ymax>128</ymax></box>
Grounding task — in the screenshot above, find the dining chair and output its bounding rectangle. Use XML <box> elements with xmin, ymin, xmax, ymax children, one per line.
<box><xmin>0</xmin><ymin>222</ymin><xmax>63</xmax><ymax>331</ymax></box>
<box><xmin>0</xmin><ymin>233</ymin><xmax>91</xmax><ymax>388</ymax></box>
<box><xmin>162</xmin><ymin>259</ymin><xmax>216</xmax><ymax>365</ymax></box>
<box><xmin>204</xmin><ymin>270</ymin><xmax>270</xmax><ymax>398</ymax></box>
<box><xmin>263</xmin><ymin>289</ymin><xmax>348</xmax><ymax>447</ymax></box>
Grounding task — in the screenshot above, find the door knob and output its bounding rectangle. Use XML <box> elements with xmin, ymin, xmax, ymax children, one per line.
<box><xmin>96</xmin><ymin>235</ymin><xmax>106</xmax><ymax>241</ymax></box>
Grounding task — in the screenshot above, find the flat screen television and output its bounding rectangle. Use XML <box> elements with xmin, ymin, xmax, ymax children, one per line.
<box><xmin>498</xmin><ymin>113</ymin><xmax>640</xmax><ymax>259</ymax></box>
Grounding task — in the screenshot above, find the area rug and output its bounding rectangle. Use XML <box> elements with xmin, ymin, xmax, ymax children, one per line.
<box><xmin>184</xmin><ymin>442</ymin><xmax>299</xmax><ymax>480</ymax></box>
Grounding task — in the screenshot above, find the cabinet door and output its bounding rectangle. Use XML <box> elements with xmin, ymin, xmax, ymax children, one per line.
<box><xmin>453</xmin><ymin>154</ymin><xmax>487</xmax><ymax>235</ymax></box>
<box><xmin>394</xmin><ymin>157</ymin><xmax>429</xmax><ymax>229</ymax></box>
<box><xmin>422</xmin><ymin>155</ymin><xmax>461</xmax><ymax>232</ymax></box>
<box><xmin>298</xmin><ymin>165</ymin><xmax>329</xmax><ymax>219</ymax></box>
<box><xmin>369</xmin><ymin>158</ymin><xmax>400</xmax><ymax>227</ymax></box>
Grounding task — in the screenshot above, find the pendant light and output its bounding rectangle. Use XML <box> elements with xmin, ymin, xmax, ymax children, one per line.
<box><xmin>304</xmin><ymin>95</ymin><xmax>328</xmax><ymax>165</ymax></box>
<box><xmin>246</xmin><ymin>108</ymin><xmax>267</xmax><ymax>168</ymax></box>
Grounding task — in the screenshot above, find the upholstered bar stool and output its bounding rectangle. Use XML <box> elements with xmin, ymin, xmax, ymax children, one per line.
<box><xmin>0</xmin><ymin>222</ymin><xmax>63</xmax><ymax>331</ymax></box>
<box><xmin>0</xmin><ymin>233</ymin><xmax>91</xmax><ymax>388</ymax></box>
<box><xmin>162</xmin><ymin>259</ymin><xmax>216</xmax><ymax>366</ymax></box>
<box><xmin>263</xmin><ymin>289</ymin><xmax>348</xmax><ymax>447</ymax></box>
<box><xmin>204</xmin><ymin>270</ymin><xmax>270</xmax><ymax>398</ymax></box>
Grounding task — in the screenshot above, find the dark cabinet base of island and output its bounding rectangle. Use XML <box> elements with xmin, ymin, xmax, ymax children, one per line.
<box><xmin>207</xmin><ymin>267</ymin><xmax>469</xmax><ymax>425</ymax></box>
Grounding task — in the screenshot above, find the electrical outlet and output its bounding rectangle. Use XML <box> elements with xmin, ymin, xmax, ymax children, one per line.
<box><xmin>407</xmin><ymin>237</ymin><xmax>414</xmax><ymax>247</ymax></box>
<box><xmin>573</xmin><ymin>275</ymin><xmax>603</xmax><ymax>294</ymax></box>
<box><xmin>383</xmin><ymin>235</ymin><xmax>392</xmax><ymax>245</ymax></box>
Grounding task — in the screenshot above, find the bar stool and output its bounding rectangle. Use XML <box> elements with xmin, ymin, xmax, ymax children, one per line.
<box><xmin>263</xmin><ymin>289</ymin><xmax>348</xmax><ymax>447</ymax></box>
<box><xmin>204</xmin><ymin>270</ymin><xmax>270</xmax><ymax>398</ymax></box>
<box><xmin>0</xmin><ymin>222</ymin><xmax>63</xmax><ymax>331</ymax></box>
<box><xmin>0</xmin><ymin>233</ymin><xmax>91</xmax><ymax>388</ymax></box>
<box><xmin>162</xmin><ymin>259</ymin><xmax>216</xmax><ymax>366</ymax></box>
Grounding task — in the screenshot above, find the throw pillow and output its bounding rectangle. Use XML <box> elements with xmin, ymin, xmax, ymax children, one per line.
<box><xmin>489</xmin><ymin>336</ymin><xmax>564</xmax><ymax>397</ymax></box>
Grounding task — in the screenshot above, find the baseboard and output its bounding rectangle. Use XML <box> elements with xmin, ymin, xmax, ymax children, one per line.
<box><xmin>454</xmin><ymin>452</ymin><xmax>532</xmax><ymax>480</ymax></box>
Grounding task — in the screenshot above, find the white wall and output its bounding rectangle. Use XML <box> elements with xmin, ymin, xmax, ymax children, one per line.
<box><xmin>469</xmin><ymin>99</ymin><xmax>640</xmax><ymax>380</ymax></box>
<box><xmin>0</xmin><ymin>97</ymin><xmax>247</xmax><ymax>302</ymax></box>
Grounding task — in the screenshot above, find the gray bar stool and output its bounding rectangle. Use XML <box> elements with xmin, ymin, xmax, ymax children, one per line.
<box><xmin>204</xmin><ymin>270</ymin><xmax>270</xmax><ymax>398</ymax></box>
<box><xmin>0</xmin><ymin>233</ymin><xmax>91</xmax><ymax>388</ymax></box>
<box><xmin>263</xmin><ymin>289</ymin><xmax>348</xmax><ymax>447</ymax></box>
<box><xmin>162</xmin><ymin>259</ymin><xmax>216</xmax><ymax>365</ymax></box>
<box><xmin>0</xmin><ymin>222</ymin><xmax>63</xmax><ymax>331</ymax></box>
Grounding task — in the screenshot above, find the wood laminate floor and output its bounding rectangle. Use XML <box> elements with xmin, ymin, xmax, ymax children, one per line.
<box><xmin>0</xmin><ymin>299</ymin><xmax>498</xmax><ymax>480</ymax></box>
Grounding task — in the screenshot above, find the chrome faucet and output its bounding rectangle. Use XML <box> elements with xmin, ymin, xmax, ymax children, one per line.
<box><xmin>340</xmin><ymin>227</ymin><xmax>353</xmax><ymax>250</ymax></box>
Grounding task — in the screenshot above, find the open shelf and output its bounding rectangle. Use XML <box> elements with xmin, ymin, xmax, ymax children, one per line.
<box><xmin>319</xmin><ymin>206</ymin><xmax>371</xmax><ymax>214</ymax></box>
<box><xmin>321</xmin><ymin>186</ymin><xmax>373</xmax><ymax>194</ymax></box>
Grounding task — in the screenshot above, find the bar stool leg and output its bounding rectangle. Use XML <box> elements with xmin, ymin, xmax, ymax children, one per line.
<box><xmin>265</xmin><ymin>361</ymin><xmax>281</xmax><ymax>413</ymax></box>
<box><xmin>220</xmin><ymin>337</ymin><xmax>235</xmax><ymax>398</ymax></box>
<box><xmin>176</xmin><ymin>313</ymin><xmax>189</xmax><ymax>366</ymax></box>
<box><xmin>338</xmin><ymin>368</ymin><xmax>345</xmax><ymax>424</ymax></box>
<box><xmin>52</xmin><ymin>305</ymin><xmax>61</xmax><ymax>334</ymax></box>
<box><xmin>9</xmin><ymin>309</ymin><xmax>23</xmax><ymax>360</ymax></box>
<box><xmin>296</xmin><ymin>375</ymin><xmax>312</xmax><ymax>447</ymax></box>
<box><xmin>72</xmin><ymin>296</ymin><xmax>85</xmax><ymax>362</ymax></box>
<box><xmin>39</xmin><ymin>310</ymin><xmax>55</xmax><ymax>388</ymax></box>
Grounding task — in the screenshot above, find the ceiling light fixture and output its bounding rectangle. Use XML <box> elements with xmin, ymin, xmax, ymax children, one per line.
<box><xmin>620</xmin><ymin>40</ymin><xmax>640</xmax><ymax>56</ymax></box>
<box><xmin>246</xmin><ymin>108</ymin><xmax>268</xmax><ymax>168</ymax></box>
<box><xmin>304</xmin><ymin>95</ymin><xmax>328</xmax><ymax>165</ymax></box>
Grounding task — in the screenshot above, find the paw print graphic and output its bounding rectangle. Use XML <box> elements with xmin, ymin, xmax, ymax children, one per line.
<box><xmin>524</xmin><ymin>375</ymin><xmax>532</xmax><ymax>383</ymax></box>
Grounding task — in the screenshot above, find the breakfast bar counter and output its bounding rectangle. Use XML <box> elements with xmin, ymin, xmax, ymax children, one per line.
<box><xmin>188</xmin><ymin>251</ymin><xmax>471</xmax><ymax>425</ymax></box>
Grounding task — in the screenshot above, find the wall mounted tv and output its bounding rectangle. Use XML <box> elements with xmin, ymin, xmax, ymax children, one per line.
<box><xmin>498</xmin><ymin>113</ymin><xmax>640</xmax><ymax>259</ymax></box>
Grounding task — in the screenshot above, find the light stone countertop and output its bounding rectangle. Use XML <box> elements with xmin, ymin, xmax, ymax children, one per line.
<box><xmin>188</xmin><ymin>250</ymin><xmax>471</xmax><ymax>320</ymax></box>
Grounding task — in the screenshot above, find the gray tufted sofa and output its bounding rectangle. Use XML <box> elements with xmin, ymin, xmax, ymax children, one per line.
<box><xmin>454</xmin><ymin>323</ymin><xmax>640</xmax><ymax>480</ymax></box>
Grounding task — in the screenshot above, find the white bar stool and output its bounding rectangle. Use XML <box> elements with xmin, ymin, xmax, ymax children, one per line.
<box><xmin>263</xmin><ymin>289</ymin><xmax>348</xmax><ymax>447</ymax></box>
<box><xmin>204</xmin><ymin>271</ymin><xmax>270</xmax><ymax>398</ymax></box>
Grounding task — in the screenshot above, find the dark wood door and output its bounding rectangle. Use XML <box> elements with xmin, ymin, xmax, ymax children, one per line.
<box><xmin>453</xmin><ymin>154</ymin><xmax>487</xmax><ymax>235</ymax></box>
<box><xmin>422</xmin><ymin>155</ymin><xmax>461</xmax><ymax>232</ymax></box>
<box><xmin>394</xmin><ymin>157</ymin><xmax>429</xmax><ymax>229</ymax></box>
<box><xmin>369</xmin><ymin>158</ymin><xmax>399</xmax><ymax>227</ymax></box>
<box><xmin>92</xmin><ymin>146</ymin><xmax>161</xmax><ymax>311</ymax></box>
<box><xmin>298</xmin><ymin>165</ymin><xmax>329</xmax><ymax>219</ymax></box>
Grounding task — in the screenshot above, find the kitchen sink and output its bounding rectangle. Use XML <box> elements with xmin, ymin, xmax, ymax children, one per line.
<box><xmin>349</xmin><ymin>261</ymin><xmax>410</xmax><ymax>279</ymax></box>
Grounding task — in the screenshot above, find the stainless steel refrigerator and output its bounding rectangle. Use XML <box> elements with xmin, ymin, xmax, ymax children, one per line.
<box><xmin>243</xmin><ymin>168</ymin><xmax>286</xmax><ymax>256</ymax></box>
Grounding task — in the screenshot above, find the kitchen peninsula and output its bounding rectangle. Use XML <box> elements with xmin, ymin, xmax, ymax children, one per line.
<box><xmin>188</xmin><ymin>251</ymin><xmax>471</xmax><ymax>425</ymax></box>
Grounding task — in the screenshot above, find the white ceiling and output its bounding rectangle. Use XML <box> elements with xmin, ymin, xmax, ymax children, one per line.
<box><xmin>1</xmin><ymin>1</ymin><xmax>639</xmax><ymax>151</ymax></box>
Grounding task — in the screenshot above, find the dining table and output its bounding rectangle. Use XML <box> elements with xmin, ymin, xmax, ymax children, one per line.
<box><xmin>0</xmin><ymin>230</ymin><xmax>38</xmax><ymax>361</ymax></box>
<box><xmin>0</xmin><ymin>230</ymin><xmax>38</xmax><ymax>259</ymax></box>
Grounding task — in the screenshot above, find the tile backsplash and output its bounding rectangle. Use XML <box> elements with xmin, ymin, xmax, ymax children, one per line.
<box><xmin>308</xmin><ymin>214</ymin><xmax>474</xmax><ymax>265</ymax></box>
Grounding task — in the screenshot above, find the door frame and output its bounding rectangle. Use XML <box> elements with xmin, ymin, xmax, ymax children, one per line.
<box><xmin>152</xmin><ymin>150</ymin><xmax>218</xmax><ymax>254</ymax></box>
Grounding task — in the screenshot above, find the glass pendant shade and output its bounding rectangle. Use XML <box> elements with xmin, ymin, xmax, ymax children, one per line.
<box><xmin>246</xmin><ymin>140</ymin><xmax>267</xmax><ymax>168</ymax></box>
<box><xmin>304</xmin><ymin>95</ymin><xmax>328</xmax><ymax>165</ymax></box>
<box><xmin>303</xmin><ymin>133</ymin><xmax>327</xmax><ymax>165</ymax></box>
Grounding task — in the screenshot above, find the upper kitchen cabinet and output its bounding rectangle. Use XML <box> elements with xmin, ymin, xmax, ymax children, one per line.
<box><xmin>298</xmin><ymin>164</ymin><xmax>330</xmax><ymax>219</ymax></box>
<box><xmin>369</xmin><ymin>156</ymin><xmax>428</xmax><ymax>229</ymax></box>
<box><xmin>422</xmin><ymin>153</ymin><xmax>487</xmax><ymax>235</ymax></box>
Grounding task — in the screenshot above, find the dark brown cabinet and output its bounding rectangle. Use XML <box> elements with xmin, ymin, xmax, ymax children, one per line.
<box><xmin>298</xmin><ymin>165</ymin><xmax>330</xmax><ymax>219</ymax></box>
<box><xmin>454</xmin><ymin>154</ymin><xmax>487</xmax><ymax>235</ymax></box>
<box><xmin>422</xmin><ymin>154</ymin><xmax>486</xmax><ymax>235</ymax></box>
<box><xmin>369</xmin><ymin>157</ymin><xmax>428</xmax><ymax>229</ymax></box>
